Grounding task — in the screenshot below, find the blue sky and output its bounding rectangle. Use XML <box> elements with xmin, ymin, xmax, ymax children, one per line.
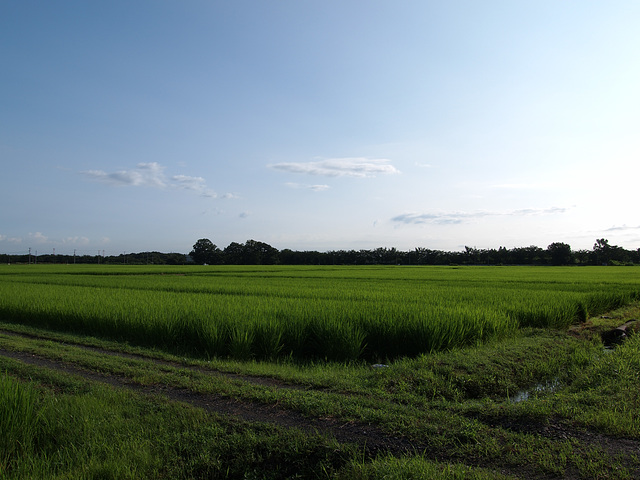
<box><xmin>2</xmin><ymin>1</ymin><xmax>639</xmax><ymax>256</ymax></box>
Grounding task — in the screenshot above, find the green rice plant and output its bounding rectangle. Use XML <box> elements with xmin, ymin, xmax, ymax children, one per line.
<box><xmin>1</xmin><ymin>265</ymin><xmax>639</xmax><ymax>362</ymax></box>
<box><xmin>276</xmin><ymin>310</ymin><xmax>309</xmax><ymax>359</ymax></box>
<box><xmin>584</xmin><ymin>290</ymin><xmax>638</xmax><ymax>318</ymax></box>
<box><xmin>198</xmin><ymin>319</ymin><xmax>227</xmax><ymax>359</ymax></box>
<box><xmin>228</xmin><ymin>325</ymin><xmax>254</xmax><ymax>360</ymax></box>
<box><xmin>252</xmin><ymin>319</ymin><xmax>284</xmax><ymax>360</ymax></box>
<box><xmin>506</xmin><ymin>299</ymin><xmax>578</xmax><ymax>329</ymax></box>
<box><xmin>361</xmin><ymin>303</ymin><xmax>516</xmax><ymax>360</ymax></box>
<box><xmin>307</xmin><ymin>316</ymin><xmax>366</xmax><ymax>362</ymax></box>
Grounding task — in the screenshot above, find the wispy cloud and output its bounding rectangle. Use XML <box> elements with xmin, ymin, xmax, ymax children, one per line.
<box><xmin>490</xmin><ymin>182</ymin><xmax>553</xmax><ymax>190</ymax></box>
<box><xmin>171</xmin><ymin>174</ymin><xmax>218</xmax><ymax>198</ymax></box>
<box><xmin>0</xmin><ymin>233</ymin><xmax>108</xmax><ymax>249</ymax></box>
<box><xmin>269</xmin><ymin>157</ymin><xmax>400</xmax><ymax>178</ymax></box>
<box><xmin>0</xmin><ymin>232</ymin><xmax>52</xmax><ymax>247</ymax></box>
<box><xmin>82</xmin><ymin>162</ymin><xmax>166</xmax><ymax>187</ymax></box>
<box><xmin>171</xmin><ymin>174</ymin><xmax>206</xmax><ymax>191</ymax></box>
<box><xmin>62</xmin><ymin>236</ymin><xmax>90</xmax><ymax>246</ymax></box>
<box><xmin>512</xmin><ymin>207</ymin><xmax>567</xmax><ymax>216</ymax></box>
<box><xmin>393</xmin><ymin>213</ymin><xmax>458</xmax><ymax>225</ymax></box>
<box><xmin>392</xmin><ymin>207</ymin><xmax>568</xmax><ymax>225</ymax></box>
<box><xmin>80</xmin><ymin>163</ymin><xmax>233</xmax><ymax>199</ymax></box>
<box><xmin>605</xmin><ymin>224</ymin><xmax>640</xmax><ymax>232</ymax></box>
<box><xmin>28</xmin><ymin>232</ymin><xmax>49</xmax><ymax>244</ymax></box>
<box><xmin>285</xmin><ymin>182</ymin><xmax>331</xmax><ymax>192</ymax></box>
<box><xmin>220</xmin><ymin>193</ymin><xmax>239</xmax><ymax>199</ymax></box>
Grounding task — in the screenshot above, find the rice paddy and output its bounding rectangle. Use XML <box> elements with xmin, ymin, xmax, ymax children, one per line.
<box><xmin>1</xmin><ymin>265</ymin><xmax>638</xmax><ymax>362</ymax></box>
<box><xmin>2</xmin><ymin>264</ymin><xmax>640</xmax><ymax>479</ymax></box>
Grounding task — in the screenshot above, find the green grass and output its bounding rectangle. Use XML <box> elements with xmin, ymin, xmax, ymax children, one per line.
<box><xmin>1</xmin><ymin>264</ymin><xmax>640</xmax><ymax>477</ymax></box>
<box><xmin>0</xmin><ymin>302</ymin><xmax>639</xmax><ymax>479</ymax></box>
<box><xmin>0</xmin><ymin>374</ymin><xmax>43</xmax><ymax>471</ymax></box>
<box><xmin>0</xmin><ymin>371</ymin><xmax>354</xmax><ymax>479</ymax></box>
<box><xmin>337</xmin><ymin>455</ymin><xmax>511</xmax><ymax>480</ymax></box>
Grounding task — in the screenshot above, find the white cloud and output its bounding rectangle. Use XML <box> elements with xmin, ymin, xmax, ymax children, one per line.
<box><xmin>269</xmin><ymin>157</ymin><xmax>400</xmax><ymax>178</ymax></box>
<box><xmin>28</xmin><ymin>232</ymin><xmax>49</xmax><ymax>244</ymax></box>
<box><xmin>392</xmin><ymin>212</ymin><xmax>471</xmax><ymax>225</ymax></box>
<box><xmin>81</xmin><ymin>162</ymin><xmax>167</xmax><ymax>187</ymax></box>
<box><xmin>512</xmin><ymin>207</ymin><xmax>568</xmax><ymax>216</ymax></box>
<box><xmin>172</xmin><ymin>174</ymin><xmax>206</xmax><ymax>190</ymax></box>
<box><xmin>171</xmin><ymin>174</ymin><xmax>218</xmax><ymax>198</ymax></box>
<box><xmin>285</xmin><ymin>182</ymin><xmax>331</xmax><ymax>192</ymax></box>
<box><xmin>392</xmin><ymin>207</ymin><xmax>568</xmax><ymax>225</ymax></box>
<box><xmin>136</xmin><ymin>162</ymin><xmax>166</xmax><ymax>187</ymax></box>
<box><xmin>605</xmin><ymin>224</ymin><xmax>640</xmax><ymax>232</ymax></box>
<box><xmin>490</xmin><ymin>182</ymin><xmax>553</xmax><ymax>190</ymax></box>
<box><xmin>80</xmin><ymin>163</ymin><xmax>235</xmax><ymax>199</ymax></box>
<box><xmin>309</xmin><ymin>184</ymin><xmax>331</xmax><ymax>192</ymax></box>
<box><xmin>62</xmin><ymin>236</ymin><xmax>90</xmax><ymax>246</ymax></box>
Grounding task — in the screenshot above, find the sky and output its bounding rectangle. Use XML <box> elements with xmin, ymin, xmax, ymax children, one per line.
<box><xmin>1</xmin><ymin>1</ymin><xmax>639</xmax><ymax>256</ymax></box>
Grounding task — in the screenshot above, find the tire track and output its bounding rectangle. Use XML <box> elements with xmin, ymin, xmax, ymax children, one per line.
<box><xmin>0</xmin><ymin>345</ymin><xmax>573</xmax><ymax>479</ymax></box>
<box><xmin>6</xmin><ymin>327</ymin><xmax>633</xmax><ymax>479</ymax></box>
<box><xmin>0</xmin><ymin>337</ymin><xmax>419</xmax><ymax>458</ymax></box>
<box><xmin>0</xmin><ymin>328</ymin><xmax>295</xmax><ymax>390</ymax></box>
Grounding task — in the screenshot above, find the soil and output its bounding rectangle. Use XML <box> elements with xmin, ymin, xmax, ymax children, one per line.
<box><xmin>1</xmin><ymin>328</ymin><xmax>639</xmax><ymax>479</ymax></box>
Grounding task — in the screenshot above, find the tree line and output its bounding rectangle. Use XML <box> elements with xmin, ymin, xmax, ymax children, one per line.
<box><xmin>1</xmin><ymin>251</ymin><xmax>188</xmax><ymax>266</ymax></box>
<box><xmin>2</xmin><ymin>238</ymin><xmax>637</xmax><ymax>266</ymax></box>
<box><xmin>189</xmin><ymin>238</ymin><xmax>640</xmax><ymax>266</ymax></box>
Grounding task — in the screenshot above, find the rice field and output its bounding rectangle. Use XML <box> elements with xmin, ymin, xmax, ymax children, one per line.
<box><xmin>0</xmin><ymin>265</ymin><xmax>638</xmax><ymax>361</ymax></box>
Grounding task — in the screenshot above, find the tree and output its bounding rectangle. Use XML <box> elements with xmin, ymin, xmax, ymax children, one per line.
<box><xmin>464</xmin><ymin>246</ymin><xmax>479</xmax><ymax>264</ymax></box>
<box><xmin>223</xmin><ymin>240</ymin><xmax>279</xmax><ymax>264</ymax></box>
<box><xmin>222</xmin><ymin>242</ymin><xmax>244</xmax><ymax>264</ymax></box>
<box><xmin>189</xmin><ymin>238</ymin><xmax>221</xmax><ymax>265</ymax></box>
<box><xmin>547</xmin><ymin>242</ymin><xmax>572</xmax><ymax>265</ymax></box>
<box><xmin>243</xmin><ymin>239</ymin><xmax>279</xmax><ymax>265</ymax></box>
<box><xmin>593</xmin><ymin>238</ymin><xmax>611</xmax><ymax>265</ymax></box>
<box><xmin>511</xmin><ymin>245</ymin><xmax>544</xmax><ymax>265</ymax></box>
